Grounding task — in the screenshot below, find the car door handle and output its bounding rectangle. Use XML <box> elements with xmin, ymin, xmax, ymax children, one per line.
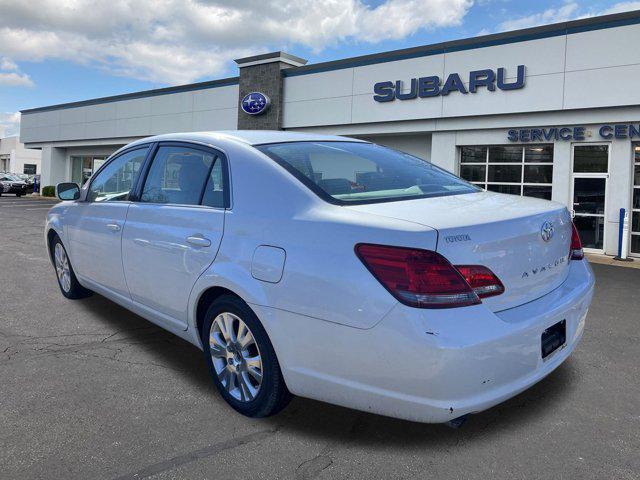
<box><xmin>186</xmin><ymin>235</ymin><xmax>211</xmax><ymax>247</ymax></box>
<box><xmin>106</xmin><ymin>223</ymin><xmax>121</xmax><ymax>232</ymax></box>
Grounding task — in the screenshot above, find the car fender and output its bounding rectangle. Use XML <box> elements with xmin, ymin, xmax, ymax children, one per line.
<box><xmin>187</xmin><ymin>257</ymin><xmax>273</xmax><ymax>348</ymax></box>
<box><xmin>44</xmin><ymin>210</ymin><xmax>66</xmax><ymax>261</ymax></box>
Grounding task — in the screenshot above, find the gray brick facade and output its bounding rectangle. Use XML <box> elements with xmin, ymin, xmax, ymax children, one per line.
<box><xmin>235</xmin><ymin>52</ymin><xmax>307</xmax><ymax>130</ymax></box>
<box><xmin>237</xmin><ymin>62</ymin><xmax>285</xmax><ymax>130</ymax></box>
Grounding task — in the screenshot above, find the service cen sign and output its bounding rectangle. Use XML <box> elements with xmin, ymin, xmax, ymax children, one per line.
<box><xmin>373</xmin><ymin>65</ymin><xmax>526</xmax><ymax>102</ymax></box>
<box><xmin>507</xmin><ymin>124</ymin><xmax>640</xmax><ymax>142</ymax></box>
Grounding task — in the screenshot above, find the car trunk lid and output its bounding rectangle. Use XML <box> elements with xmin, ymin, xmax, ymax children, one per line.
<box><xmin>347</xmin><ymin>191</ymin><xmax>573</xmax><ymax>312</ymax></box>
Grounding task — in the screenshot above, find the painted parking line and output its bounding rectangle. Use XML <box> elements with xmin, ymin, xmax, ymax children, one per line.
<box><xmin>0</xmin><ymin>197</ymin><xmax>59</xmax><ymax>204</ymax></box>
<box><xmin>0</xmin><ymin>202</ymin><xmax>57</xmax><ymax>205</ymax></box>
<box><xmin>0</xmin><ymin>204</ymin><xmax>56</xmax><ymax>208</ymax></box>
<box><xmin>0</xmin><ymin>201</ymin><xmax>58</xmax><ymax>205</ymax></box>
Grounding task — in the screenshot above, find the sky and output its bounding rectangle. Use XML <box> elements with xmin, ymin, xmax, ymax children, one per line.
<box><xmin>1</xmin><ymin>0</ymin><xmax>639</xmax><ymax>137</ymax></box>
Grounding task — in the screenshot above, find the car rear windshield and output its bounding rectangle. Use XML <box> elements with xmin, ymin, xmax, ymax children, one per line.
<box><xmin>257</xmin><ymin>141</ymin><xmax>479</xmax><ymax>204</ymax></box>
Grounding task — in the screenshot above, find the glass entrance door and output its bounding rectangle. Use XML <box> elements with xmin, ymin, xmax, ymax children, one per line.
<box><xmin>572</xmin><ymin>177</ymin><xmax>606</xmax><ymax>251</ymax></box>
<box><xmin>572</xmin><ymin>144</ymin><xmax>609</xmax><ymax>253</ymax></box>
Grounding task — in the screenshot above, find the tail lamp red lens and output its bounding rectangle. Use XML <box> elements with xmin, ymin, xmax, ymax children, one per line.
<box><xmin>570</xmin><ymin>221</ymin><xmax>584</xmax><ymax>260</ymax></box>
<box><xmin>355</xmin><ymin>244</ymin><xmax>504</xmax><ymax>309</ymax></box>
<box><xmin>454</xmin><ymin>265</ymin><xmax>505</xmax><ymax>298</ymax></box>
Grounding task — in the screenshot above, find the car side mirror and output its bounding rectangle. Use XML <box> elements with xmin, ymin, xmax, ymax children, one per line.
<box><xmin>56</xmin><ymin>182</ymin><xmax>80</xmax><ymax>201</ymax></box>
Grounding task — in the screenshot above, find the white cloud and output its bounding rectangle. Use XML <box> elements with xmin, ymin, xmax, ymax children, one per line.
<box><xmin>0</xmin><ymin>55</ymin><xmax>33</xmax><ymax>87</ymax></box>
<box><xmin>600</xmin><ymin>1</ymin><xmax>640</xmax><ymax>14</ymax></box>
<box><xmin>498</xmin><ymin>2</ymin><xmax>580</xmax><ymax>31</ymax></box>
<box><xmin>0</xmin><ymin>71</ymin><xmax>34</xmax><ymax>87</ymax></box>
<box><xmin>1</xmin><ymin>57</ymin><xmax>18</xmax><ymax>71</ymax></box>
<box><xmin>493</xmin><ymin>1</ymin><xmax>640</xmax><ymax>33</ymax></box>
<box><xmin>0</xmin><ymin>112</ymin><xmax>21</xmax><ymax>137</ymax></box>
<box><xmin>0</xmin><ymin>0</ymin><xmax>474</xmax><ymax>85</ymax></box>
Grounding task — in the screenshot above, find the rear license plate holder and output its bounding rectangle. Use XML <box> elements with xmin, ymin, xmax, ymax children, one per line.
<box><xmin>541</xmin><ymin>320</ymin><xmax>566</xmax><ymax>359</ymax></box>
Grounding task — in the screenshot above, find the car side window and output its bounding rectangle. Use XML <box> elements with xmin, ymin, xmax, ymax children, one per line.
<box><xmin>140</xmin><ymin>145</ymin><xmax>217</xmax><ymax>206</ymax></box>
<box><xmin>88</xmin><ymin>147</ymin><xmax>148</xmax><ymax>202</ymax></box>
<box><xmin>201</xmin><ymin>159</ymin><xmax>225</xmax><ymax>208</ymax></box>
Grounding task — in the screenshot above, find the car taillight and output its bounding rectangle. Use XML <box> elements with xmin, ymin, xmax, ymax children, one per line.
<box><xmin>355</xmin><ymin>243</ymin><xmax>481</xmax><ymax>309</ymax></box>
<box><xmin>454</xmin><ymin>265</ymin><xmax>505</xmax><ymax>298</ymax></box>
<box><xmin>570</xmin><ymin>222</ymin><xmax>584</xmax><ymax>260</ymax></box>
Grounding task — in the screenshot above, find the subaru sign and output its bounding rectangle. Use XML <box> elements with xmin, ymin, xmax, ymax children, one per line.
<box><xmin>373</xmin><ymin>65</ymin><xmax>526</xmax><ymax>102</ymax></box>
<box><xmin>241</xmin><ymin>92</ymin><xmax>270</xmax><ymax>115</ymax></box>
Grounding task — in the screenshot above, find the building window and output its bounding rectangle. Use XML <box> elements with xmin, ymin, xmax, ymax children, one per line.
<box><xmin>632</xmin><ymin>144</ymin><xmax>640</xmax><ymax>255</ymax></box>
<box><xmin>71</xmin><ymin>155</ymin><xmax>108</xmax><ymax>185</ymax></box>
<box><xmin>23</xmin><ymin>164</ymin><xmax>37</xmax><ymax>175</ymax></box>
<box><xmin>459</xmin><ymin>145</ymin><xmax>553</xmax><ymax>200</ymax></box>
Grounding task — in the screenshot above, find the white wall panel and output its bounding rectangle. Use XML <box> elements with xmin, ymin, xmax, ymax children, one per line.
<box><xmin>282</xmin><ymin>97</ymin><xmax>352</xmax><ymax>128</ymax></box>
<box><xmin>192</xmin><ymin>108</ymin><xmax>238</xmax><ymax>131</ymax></box>
<box><xmin>59</xmin><ymin>107</ymin><xmax>86</xmax><ymax>125</ymax></box>
<box><xmin>115</xmin><ymin>116</ymin><xmax>152</xmax><ymax>138</ymax></box>
<box><xmin>35</xmin><ymin>110</ymin><xmax>61</xmax><ymax>127</ymax></box>
<box><xmin>430</xmin><ymin>132</ymin><xmax>457</xmax><ymax>173</ymax></box>
<box><xmin>566</xmin><ymin>24</ymin><xmax>640</xmax><ymax>71</ymax></box>
<box><xmin>85</xmin><ymin>120</ymin><xmax>117</xmax><ymax>139</ymax></box>
<box><xmin>150</xmin><ymin>92</ymin><xmax>193</xmax><ymax>116</ymax></box>
<box><xmin>351</xmin><ymin>92</ymin><xmax>442</xmax><ymax>124</ymax></box>
<box><xmin>444</xmin><ymin>36</ymin><xmax>566</xmax><ymax>77</ymax></box>
<box><xmin>564</xmin><ymin>64</ymin><xmax>640</xmax><ymax>109</ymax></box>
<box><xmin>85</xmin><ymin>103</ymin><xmax>117</xmax><ymax>122</ymax></box>
<box><xmin>193</xmin><ymin>85</ymin><xmax>238</xmax><ymax>111</ymax></box>
<box><xmin>150</xmin><ymin>112</ymin><xmax>193</xmax><ymax>134</ymax></box>
<box><xmin>283</xmin><ymin>69</ymin><xmax>354</xmax><ymax>102</ymax></box>
<box><xmin>116</xmin><ymin>97</ymin><xmax>152</xmax><ymax>119</ymax></box>
<box><xmin>19</xmin><ymin>114</ymin><xmax>37</xmax><ymax>131</ymax></box>
<box><xmin>59</xmin><ymin>123</ymin><xmax>86</xmax><ymax>141</ymax></box>
<box><xmin>442</xmin><ymin>73</ymin><xmax>564</xmax><ymax>117</ymax></box>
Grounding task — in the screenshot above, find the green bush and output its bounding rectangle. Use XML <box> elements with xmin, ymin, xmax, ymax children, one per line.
<box><xmin>42</xmin><ymin>185</ymin><xmax>56</xmax><ymax>197</ymax></box>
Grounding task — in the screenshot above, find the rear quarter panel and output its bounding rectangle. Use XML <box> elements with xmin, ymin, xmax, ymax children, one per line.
<box><xmin>190</xmin><ymin>141</ymin><xmax>439</xmax><ymax>331</ymax></box>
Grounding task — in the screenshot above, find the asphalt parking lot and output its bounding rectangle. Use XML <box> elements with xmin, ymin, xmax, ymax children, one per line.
<box><xmin>0</xmin><ymin>195</ymin><xmax>639</xmax><ymax>480</ymax></box>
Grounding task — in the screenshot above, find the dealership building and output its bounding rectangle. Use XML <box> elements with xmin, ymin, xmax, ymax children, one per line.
<box><xmin>20</xmin><ymin>10</ymin><xmax>640</xmax><ymax>257</ymax></box>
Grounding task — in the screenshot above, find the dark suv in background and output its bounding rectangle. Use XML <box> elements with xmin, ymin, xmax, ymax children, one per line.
<box><xmin>0</xmin><ymin>174</ymin><xmax>28</xmax><ymax>197</ymax></box>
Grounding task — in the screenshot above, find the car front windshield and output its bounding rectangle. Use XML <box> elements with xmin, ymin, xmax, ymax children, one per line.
<box><xmin>257</xmin><ymin>141</ymin><xmax>479</xmax><ymax>204</ymax></box>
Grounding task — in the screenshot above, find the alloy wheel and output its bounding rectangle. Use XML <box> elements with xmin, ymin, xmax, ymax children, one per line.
<box><xmin>54</xmin><ymin>243</ymin><xmax>71</xmax><ymax>293</ymax></box>
<box><xmin>209</xmin><ymin>312</ymin><xmax>263</xmax><ymax>402</ymax></box>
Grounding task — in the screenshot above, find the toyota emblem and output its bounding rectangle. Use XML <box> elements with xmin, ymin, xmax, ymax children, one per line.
<box><xmin>541</xmin><ymin>221</ymin><xmax>554</xmax><ymax>242</ymax></box>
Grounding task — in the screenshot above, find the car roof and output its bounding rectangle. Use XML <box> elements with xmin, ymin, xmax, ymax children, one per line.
<box><xmin>125</xmin><ymin>130</ymin><xmax>368</xmax><ymax>149</ymax></box>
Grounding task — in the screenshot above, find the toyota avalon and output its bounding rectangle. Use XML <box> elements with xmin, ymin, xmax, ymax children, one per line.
<box><xmin>46</xmin><ymin>131</ymin><xmax>594</xmax><ymax>423</ymax></box>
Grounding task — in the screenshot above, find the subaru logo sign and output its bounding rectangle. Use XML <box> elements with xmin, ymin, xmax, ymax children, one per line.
<box><xmin>541</xmin><ymin>221</ymin><xmax>555</xmax><ymax>242</ymax></box>
<box><xmin>241</xmin><ymin>92</ymin><xmax>270</xmax><ymax>115</ymax></box>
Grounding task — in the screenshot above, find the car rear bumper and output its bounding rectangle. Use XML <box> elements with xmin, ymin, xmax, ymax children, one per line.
<box><xmin>255</xmin><ymin>259</ymin><xmax>594</xmax><ymax>423</ymax></box>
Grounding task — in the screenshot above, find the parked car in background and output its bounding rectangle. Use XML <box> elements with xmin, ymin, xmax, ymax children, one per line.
<box><xmin>45</xmin><ymin>131</ymin><xmax>594</xmax><ymax>424</ymax></box>
<box><xmin>0</xmin><ymin>174</ymin><xmax>28</xmax><ymax>197</ymax></box>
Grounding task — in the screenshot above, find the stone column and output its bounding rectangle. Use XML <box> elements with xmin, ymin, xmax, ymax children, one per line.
<box><xmin>235</xmin><ymin>52</ymin><xmax>307</xmax><ymax>130</ymax></box>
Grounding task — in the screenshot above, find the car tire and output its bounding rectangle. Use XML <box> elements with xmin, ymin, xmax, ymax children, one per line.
<box><xmin>201</xmin><ymin>294</ymin><xmax>292</xmax><ymax>418</ymax></box>
<box><xmin>51</xmin><ymin>236</ymin><xmax>92</xmax><ymax>299</ymax></box>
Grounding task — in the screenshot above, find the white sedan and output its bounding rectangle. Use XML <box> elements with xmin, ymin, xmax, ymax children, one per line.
<box><xmin>47</xmin><ymin>131</ymin><xmax>594</xmax><ymax>423</ymax></box>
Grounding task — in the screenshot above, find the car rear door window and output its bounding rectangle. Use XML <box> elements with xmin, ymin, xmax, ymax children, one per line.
<box><xmin>140</xmin><ymin>146</ymin><xmax>218</xmax><ymax>206</ymax></box>
<box><xmin>201</xmin><ymin>159</ymin><xmax>226</xmax><ymax>208</ymax></box>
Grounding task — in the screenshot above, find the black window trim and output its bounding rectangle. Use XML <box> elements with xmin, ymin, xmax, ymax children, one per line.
<box><xmin>132</xmin><ymin>140</ymin><xmax>230</xmax><ymax>209</ymax></box>
<box><xmin>256</xmin><ymin>141</ymin><xmax>480</xmax><ymax>206</ymax></box>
